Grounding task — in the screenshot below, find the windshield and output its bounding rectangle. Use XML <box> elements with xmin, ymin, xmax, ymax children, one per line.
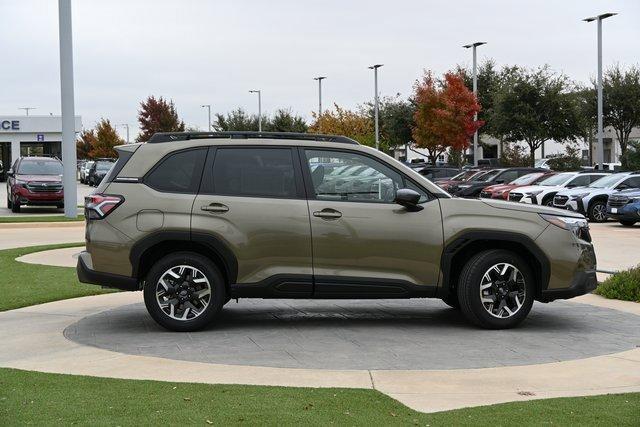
<box><xmin>534</xmin><ymin>159</ymin><xmax>547</xmax><ymax>167</ymax></box>
<box><xmin>510</xmin><ymin>172</ymin><xmax>544</xmax><ymax>185</ymax></box>
<box><xmin>96</xmin><ymin>162</ymin><xmax>113</xmax><ymax>171</ymax></box>
<box><xmin>476</xmin><ymin>170</ymin><xmax>501</xmax><ymax>182</ymax></box>
<box><xmin>538</xmin><ymin>173</ymin><xmax>573</xmax><ymax>186</ymax></box>
<box><xmin>17</xmin><ymin>160</ymin><xmax>63</xmax><ymax>175</ymax></box>
<box><xmin>588</xmin><ymin>174</ymin><xmax>624</xmax><ymax>189</ymax></box>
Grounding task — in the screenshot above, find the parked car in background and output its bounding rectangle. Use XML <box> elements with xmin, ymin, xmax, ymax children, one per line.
<box><xmin>480</xmin><ymin>172</ymin><xmax>554</xmax><ymax>200</ymax></box>
<box><xmin>477</xmin><ymin>158</ymin><xmax>500</xmax><ymax>168</ymax></box>
<box><xmin>80</xmin><ymin>160</ymin><xmax>94</xmax><ymax>184</ymax></box>
<box><xmin>553</xmin><ymin>172</ymin><xmax>640</xmax><ymax>222</ymax></box>
<box><xmin>78</xmin><ymin>131</ymin><xmax>597</xmax><ymax>332</ymax></box>
<box><xmin>418</xmin><ymin>166</ymin><xmax>460</xmax><ymax>181</ymax></box>
<box><xmin>435</xmin><ymin>169</ymin><xmax>485</xmax><ymax>192</ymax></box>
<box><xmin>450</xmin><ymin>168</ymin><xmax>546</xmax><ymax>198</ymax></box>
<box><xmin>607</xmin><ymin>189</ymin><xmax>640</xmax><ymax>227</ymax></box>
<box><xmin>508</xmin><ymin>171</ymin><xmax>609</xmax><ymax>206</ymax></box>
<box><xmin>87</xmin><ymin>159</ymin><xmax>115</xmax><ymax>186</ymax></box>
<box><xmin>534</xmin><ymin>158</ymin><xmax>552</xmax><ymax>169</ymax></box>
<box><xmin>6</xmin><ymin>157</ymin><xmax>64</xmax><ymax>212</ymax></box>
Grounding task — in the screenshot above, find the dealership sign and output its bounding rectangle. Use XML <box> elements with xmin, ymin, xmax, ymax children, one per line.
<box><xmin>1</xmin><ymin>120</ymin><xmax>19</xmax><ymax>130</ymax></box>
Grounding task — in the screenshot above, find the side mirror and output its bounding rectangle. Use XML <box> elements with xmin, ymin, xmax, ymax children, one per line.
<box><xmin>616</xmin><ymin>184</ymin><xmax>629</xmax><ymax>190</ymax></box>
<box><xmin>394</xmin><ymin>188</ymin><xmax>424</xmax><ymax>212</ymax></box>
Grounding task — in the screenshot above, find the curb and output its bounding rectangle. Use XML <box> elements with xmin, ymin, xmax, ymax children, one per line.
<box><xmin>0</xmin><ymin>221</ymin><xmax>84</xmax><ymax>229</ymax></box>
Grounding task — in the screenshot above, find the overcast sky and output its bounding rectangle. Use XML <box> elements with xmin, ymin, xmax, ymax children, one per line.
<box><xmin>1</xmin><ymin>0</ymin><xmax>639</xmax><ymax>140</ymax></box>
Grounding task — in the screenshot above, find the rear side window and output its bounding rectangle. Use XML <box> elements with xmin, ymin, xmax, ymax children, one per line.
<box><xmin>211</xmin><ymin>148</ymin><xmax>297</xmax><ymax>198</ymax></box>
<box><xmin>103</xmin><ymin>151</ymin><xmax>133</xmax><ymax>184</ymax></box>
<box><xmin>145</xmin><ymin>148</ymin><xmax>206</xmax><ymax>194</ymax></box>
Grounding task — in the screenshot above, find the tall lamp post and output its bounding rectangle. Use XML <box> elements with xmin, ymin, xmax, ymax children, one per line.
<box><xmin>120</xmin><ymin>124</ymin><xmax>130</xmax><ymax>144</ymax></box>
<box><xmin>313</xmin><ymin>76</ymin><xmax>326</xmax><ymax>119</ymax></box>
<box><xmin>368</xmin><ymin>64</ymin><xmax>383</xmax><ymax>150</ymax></box>
<box><xmin>463</xmin><ymin>42</ymin><xmax>486</xmax><ymax>166</ymax></box>
<box><xmin>201</xmin><ymin>104</ymin><xmax>212</xmax><ymax>132</ymax></box>
<box><xmin>58</xmin><ymin>0</ymin><xmax>77</xmax><ymax>219</ymax></box>
<box><xmin>249</xmin><ymin>90</ymin><xmax>262</xmax><ymax>132</ymax></box>
<box><xmin>583</xmin><ymin>13</ymin><xmax>617</xmax><ymax>169</ymax></box>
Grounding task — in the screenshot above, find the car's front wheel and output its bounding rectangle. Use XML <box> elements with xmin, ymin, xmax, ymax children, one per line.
<box><xmin>11</xmin><ymin>195</ymin><xmax>20</xmax><ymax>213</ymax></box>
<box><xmin>143</xmin><ymin>252</ymin><xmax>226</xmax><ymax>332</ymax></box>
<box><xmin>457</xmin><ymin>249</ymin><xmax>534</xmax><ymax>329</ymax></box>
<box><xmin>587</xmin><ymin>200</ymin><xmax>607</xmax><ymax>222</ymax></box>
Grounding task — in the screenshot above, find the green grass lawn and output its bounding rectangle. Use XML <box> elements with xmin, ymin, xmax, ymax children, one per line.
<box><xmin>0</xmin><ymin>214</ymin><xmax>83</xmax><ymax>223</ymax></box>
<box><xmin>0</xmin><ymin>368</ymin><xmax>637</xmax><ymax>426</ymax></box>
<box><xmin>0</xmin><ymin>243</ymin><xmax>112</xmax><ymax>311</ymax></box>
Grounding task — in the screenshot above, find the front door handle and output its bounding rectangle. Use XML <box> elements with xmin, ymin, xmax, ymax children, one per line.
<box><xmin>201</xmin><ymin>203</ymin><xmax>229</xmax><ymax>213</ymax></box>
<box><xmin>313</xmin><ymin>208</ymin><xmax>342</xmax><ymax>219</ymax></box>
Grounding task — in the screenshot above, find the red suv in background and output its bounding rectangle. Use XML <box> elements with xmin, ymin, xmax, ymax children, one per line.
<box><xmin>480</xmin><ymin>172</ymin><xmax>556</xmax><ymax>200</ymax></box>
<box><xmin>6</xmin><ymin>157</ymin><xmax>64</xmax><ymax>213</ymax></box>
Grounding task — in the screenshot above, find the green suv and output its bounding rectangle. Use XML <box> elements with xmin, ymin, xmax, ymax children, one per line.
<box><xmin>77</xmin><ymin>132</ymin><xmax>597</xmax><ymax>331</ymax></box>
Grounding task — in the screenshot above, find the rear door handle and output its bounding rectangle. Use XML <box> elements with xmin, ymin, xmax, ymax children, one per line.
<box><xmin>313</xmin><ymin>208</ymin><xmax>342</xmax><ymax>219</ymax></box>
<box><xmin>201</xmin><ymin>203</ymin><xmax>229</xmax><ymax>213</ymax></box>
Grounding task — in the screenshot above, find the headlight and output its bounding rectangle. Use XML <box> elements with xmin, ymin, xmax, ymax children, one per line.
<box><xmin>458</xmin><ymin>184</ymin><xmax>471</xmax><ymax>189</ymax></box>
<box><xmin>570</xmin><ymin>193</ymin><xmax>589</xmax><ymax>200</ymax></box>
<box><xmin>540</xmin><ymin>214</ymin><xmax>589</xmax><ymax>239</ymax></box>
<box><xmin>14</xmin><ymin>179</ymin><xmax>28</xmax><ymax>188</ymax></box>
<box><xmin>630</xmin><ymin>197</ymin><xmax>640</xmax><ymax>204</ymax></box>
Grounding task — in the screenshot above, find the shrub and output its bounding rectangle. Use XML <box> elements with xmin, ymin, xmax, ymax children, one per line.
<box><xmin>595</xmin><ymin>266</ymin><xmax>640</xmax><ymax>302</ymax></box>
<box><xmin>547</xmin><ymin>144</ymin><xmax>582</xmax><ymax>171</ymax></box>
<box><xmin>500</xmin><ymin>143</ymin><xmax>530</xmax><ymax>167</ymax></box>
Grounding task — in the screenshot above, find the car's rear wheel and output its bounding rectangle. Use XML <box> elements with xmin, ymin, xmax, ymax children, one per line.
<box><xmin>143</xmin><ymin>252</ymin><xmax>226</xmax><ymax>332</ymax></box>
<box><xmin>588</xmin><ymin>200</ymin><xmax>607</xmax><ymax>222</ymax></box>
<box><xmin>619</xmin><ymin>220</ymin><xmax>637</xmax><ymax>227</ymax></box>
<box><xmin>457</xmin><ymin>249</ymin><xmax>534</xmax><ymax>329</ymax></box>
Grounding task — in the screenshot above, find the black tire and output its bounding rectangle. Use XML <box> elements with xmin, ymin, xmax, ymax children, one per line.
<box><xmin>143</xmin><ymin>252</ymin><xmax>226</xmax><ymax>332</ymax></box>
<box><xmin>457</xmin><ymin>249</ymin><xmax>535</xmax><ymax>329</ymax></box>
<box><xmin>56</xmin><ymin>203</ymin><xmax>64</xmax><ymax>209</ymax></box>
<box><xmin>7</xmin><ymin>195</ymin><xmax>12</xmax><ymax>209</ymax></box>
<box><xmin>11</xmin><ymin>196</ymin><xmax>20</xmax><ymax>213</ymax></box>
<box><xmin>587</xmin><ymin>200</ymin><xmax>608</xmax><ymax>222</ymax></box>
<box><xmin>541</xmin><ymin>195</ymin><xmax>554</xmax><ymax>207</ymax></box>
<box><xmin>441</xmin><ymin>293</ymin><xmax>460</xmax><ymax>309</ymax></box>
<box><xmin>619</xmin><ymin>220</ymin><xmax>637</xmax><ymax>227</ymax></box>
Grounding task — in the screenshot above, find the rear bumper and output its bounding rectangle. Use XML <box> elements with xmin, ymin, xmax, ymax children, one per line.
<box><xmin>77</xmin><ymin>251</ymin><xmax>139</xmax><ymax>291</ymax></box>
<box><xmin>538</xmin><ymin>270</ymin><xmax>597</xmax><ymax>302</ymax></box>
<box><xmin>607</xmin><ymin>204</ymin><xmax>640</xmax><ymax>221</ymax></box>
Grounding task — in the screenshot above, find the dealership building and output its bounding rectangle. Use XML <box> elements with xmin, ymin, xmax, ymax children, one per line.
<box><xmin>0</xmin><ymin>115</ymin><xmax>82</xmax><ymax>173</ymax></box>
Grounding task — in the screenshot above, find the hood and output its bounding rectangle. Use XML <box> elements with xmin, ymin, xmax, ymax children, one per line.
<box><xmin>483</xmin><ymin>183</ymin><xmax>512</xmax><ymax>192</ymax></box>
<box><xmin>481</xmin><ymin>198</ymin><xmax>584</xmax><ymax>218</ymax></box>
<box><xmin>15</xmin><ymin>174</ymin><xmax>63</xmax><ymax>182</ymax></box>
<box><xmin>556</xmin><ymin>187</ymin><xmax>605</xmax><ymax>197</ymax></box>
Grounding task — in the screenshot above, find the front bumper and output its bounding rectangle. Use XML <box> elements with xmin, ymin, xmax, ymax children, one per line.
<box><xmin>77</xmin><ymin>251</ymin><xmax>139</xmax><ymax>291</ymax></box>
<box><xmin>14</xmin><ymin>187</ymin><xmax>64</xmax><ymax>204</ymax></box>
<box><xmin>538</xmin><ymin>270</ymin><xmax>597</xmax><ymax>302</ymax></box>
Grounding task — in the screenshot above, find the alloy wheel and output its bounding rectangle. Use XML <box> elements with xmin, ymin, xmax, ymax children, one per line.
<box><xmin>479</xmin><ymin>263</ymin><xmax>526</xmax><ymax>318</ymax></box>
<box><xmin>592</xmin><ymin>204</ymin><xmax>606</xmax><ymax>221</ymax></box>
<box><xmin>155</xmin><ymin>265</ymin><xmax>211</xmax><ymax>321</ymax></box>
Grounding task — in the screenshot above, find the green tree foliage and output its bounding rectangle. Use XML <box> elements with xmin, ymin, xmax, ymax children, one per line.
<box><xmin>264</xmin><ymin>109</ymin><xmax>308</xmax><ymax>133</ymax></box>
<box><xmin>491</xmin><ymin>67</ymin><xmax>580</xmax><ymax>166</ymax></box>
<box><xmin>214</xmin><ymin>108</ymin><xmax>259</xmax><ymax>131</ymax></box>
<box><xmin>76</xmin><ymin>129</ymin><xmax>96</xmax><ymax>160</ymax></box>
<box><xmin>214</xmin><ymin>108</ymin><xmax>307</xmax><ymax>133</ymax></box>
<box><xmin>499</xmin><ymin>143</ymin><xmax>530</xmax><ymax>167</ymax></box>
<box><xmin>310</xmin><ymin>104</ymin><xmax>375</xmax><ymax>146</ymax></box>
<box><xmin>602</xmin><ymin>65</ymin><xmax>640</xmax><ymax>169</ymax></box>
<box><xmin>89</xmin><ymin>119</ymin><xmax>124</xmax><ymax>158</ymax></box>
<box><xmin>627</xmin><ymin>140</ymin><xmax>640</xmax><ymax>170</ymax></box>
<box><xmin>362</xmin><ymin>95</ymin><xmax>416</xmax><ymax>152</ymax></box>
<box><xmin>547</xmin><ymin>144</ymin><xmax>583</xmax><ymax>171</ymax></box>
<box><xmin>136</xmin><ymin>96</ymin><xmax>185</xmax><ymax>142</ymax></box>
<box><xmin>571</xmin><ymin>86</ymin><xmax>597</xmax><ymax>164</ymax></box>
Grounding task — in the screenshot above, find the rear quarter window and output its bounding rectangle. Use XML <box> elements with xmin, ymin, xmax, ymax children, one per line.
<box><xmin>144</xmin><ymin>148</ymin><xmax>207</xmax><ymax>194</ymax></box>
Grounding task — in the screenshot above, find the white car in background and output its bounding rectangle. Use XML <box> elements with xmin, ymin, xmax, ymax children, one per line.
<box><xmin>553</xmin><ymin>172</ymin><xmax>640</xmax><ymax>222</ymax></box>
<box><xmin>508</xmin><ymin>171</ymin><xmax>608</xmax><ymax>206</ymax></box>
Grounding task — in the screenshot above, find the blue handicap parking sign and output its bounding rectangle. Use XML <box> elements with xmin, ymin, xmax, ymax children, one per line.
<box><xmin>37</xmin><ymin>134</ymin><xmax>44</xmax><ymax>142</ymax></box>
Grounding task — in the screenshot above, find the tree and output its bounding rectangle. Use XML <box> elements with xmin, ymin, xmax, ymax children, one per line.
<box><xmin>76</xmin><ymin>129</ymin><xmax>97</xmax><ymax>159</ymax></box>
<box><xmin>136</xmin><ymin>96</ymin><xmax>185</xmax><ymax>142</ymax></box>
<box><xmin>491</xmin><ymin>67</ymin><xmax>580</xmax><ymax>166</ymax></box>
<box><xmin>602</xmin><ymin>65</ymin><xmax>640</xmax><ymax>169</ymax></box>
<box><xmin>264</xmin><ymin>109</ymin><xmax>308</xmax><ymax>133</ymax></box>
<box><xmin>362</xmin><ymin>95</ymin><xmax>416</xmax><ymax>152</ymax></box>
<box><xmin>571</xmin><ymin>86</ymin><xmax>597</xmax><ymax>164</ymax></box>
<box><xmin>89</xmin><ymin>119</ymin><xmax>124</xmax><ymax>158</ymax></box>
<box><xmin>309</xmin><ymin>104</ymin><xmax>375</xmax><ymax>146</ymax></box>
<box><xmin>412</xmin><ymin>71</ymin><xmax>482</xmax><ymax>165</ymax></box>
<box><xmin>214</xmin><ymin>108</ymin><xmax>259</xmax><ymax>131</ymax></box>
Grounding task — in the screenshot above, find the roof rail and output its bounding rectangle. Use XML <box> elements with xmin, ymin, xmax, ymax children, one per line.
<box><xmin>147</xmin><ymin>131</ymin><xmax>359</xmax><ymax>145</ymax></box>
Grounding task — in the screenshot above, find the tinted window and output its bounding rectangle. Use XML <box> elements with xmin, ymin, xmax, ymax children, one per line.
<box><xmin>145</xmin><ymin>148</ymin><xmax>206</xmax><ymax>193</ymax></box>
<box><xmin>17</xmin><ymin>159</ymin><xmax>63</xmax><ymax>175</ymax></box>
<box><xmin>212</xmin><ymin>148</ymin><xmax>297</xmax><ymax>198</ymax></box>
<box><xmin>567</xmin><ymin>175</ymin><xmax>590</xmax><ymax>187</ymax></box>
<box><xmin>619</xmin><ymin>176</ymin><xmax>640</xmax><ymax>189</ymax></box>
<box><xmin>589</xmin><ymin>174</ymin><xmax>606</xmax><ymax>183</ymax></box>
<box><xmin>305</xmin><ymin>150</ymin><xmax>404</xmax><ymax>203</ymax></box>
<box><xmin>498</xmin><ymin>170</ymin><xmax>518</xmax><ymax>183</ymax></box>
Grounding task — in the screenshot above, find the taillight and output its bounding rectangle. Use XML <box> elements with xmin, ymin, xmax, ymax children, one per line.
<box><xmin>85</xmin><ymin>194</ymin><xmax>124</xmax><ymax>220</ymax></box>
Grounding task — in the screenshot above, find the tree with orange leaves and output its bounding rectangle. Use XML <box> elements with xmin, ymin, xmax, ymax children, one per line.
<box><xmin>412</xmin><ymin>71</ymin><xmax>483</xmax><ymax>164</ymax></box>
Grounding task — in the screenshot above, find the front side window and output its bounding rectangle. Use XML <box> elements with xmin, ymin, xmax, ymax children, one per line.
<box><xmin>211</xmin><ymin>148</ymin><xmax>297</xmax><ymax>198</ymax></box>
<box><xmin>145</xmin><ymin>148</ymin><xmax>206</xmax><ymax>193</ymax></box>
<box><xmin>567</xmin><ymin>175</ymin><xmax>590</xmax><ymax>187</ymax></box>
<box><xmin>305</xmin><ymin>150</ymin><xmax>406</xmax><ymax>203</ymax></box>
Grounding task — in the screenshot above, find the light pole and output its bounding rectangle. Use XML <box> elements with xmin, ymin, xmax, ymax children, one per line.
<box><xmin>201</xmin><ymin>104</ymin><xmax>211</xmax><ymax>132</ymax></box>
<box><xmin>19</xmin><ymin>107</ymin><xmax>36</xmax><ymax>116</ymax></box>
<box><xmin>249</xmin><ymin>90</ymin><xmax>262</xmax><ymax>132</ymax></box>
<box><xmin>584</xmin><ymin>12</ymin><xmax>617</xmax><ymax>168</ymax></box>
<box><xmin>463</xmin><ymin>42</ymin><xmax>486</xmax><ymax>166</ymax></box>
<box><xmin>313</xmin><ymin>76</ymin><xmax>326</xmax><ymax>119</ymax></box>
<box><xmin>120</xmin><ymin>124</ymin><xmax>130</xmax><ymax>144</ymax></box>
<box><xmin>58</xmin><ymin>0</ymin><xmax>77</xmax><ymax>219</ymax></box>
<box><xmin>368</xmin><ymin>64</ymin><xmax>383</xmax><ymax>150</ymax></box>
